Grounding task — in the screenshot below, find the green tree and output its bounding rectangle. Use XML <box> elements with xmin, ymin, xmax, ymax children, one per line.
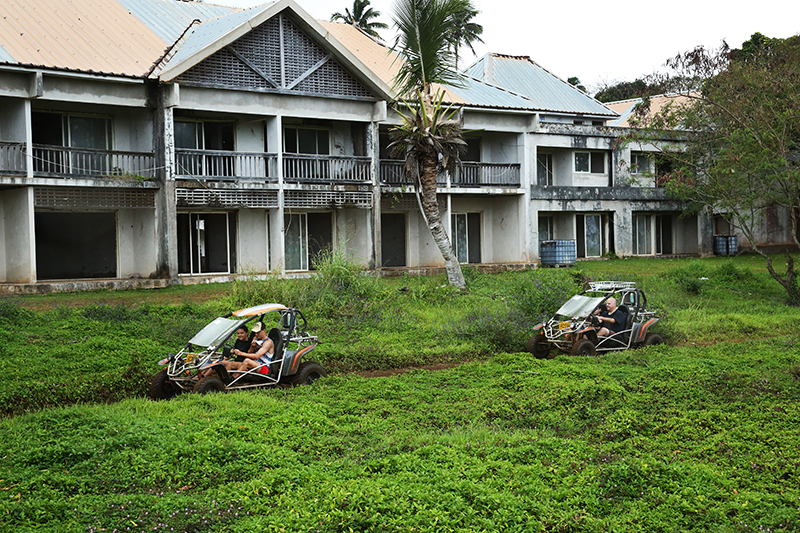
<box><xmin>567</xmin><ymin>76</ymin><xmax>586</xmax><ymax>93</ymax></box>
<box><xmin>594</xmin><ymin>78</ymin><xmax>665</xmax><ymax>102</ymax></box>
<box><xmin>631</xmin><ymin>35</ymin><xmax>800</xmax><ymax>304</ymax></box>
<box><xmin>330</xmin><ymin>0</ymin><xmax>388</xmax><ymax>39</ymax></box>
<box><xmin>449</xmin><ymin>0</ymin><xmax>483</xmax><ymax>70</ymax></box>
<box><xmin>389</xmin><ymin>0</ymin><xmax>472</xmax><ymax>288</ymax></box>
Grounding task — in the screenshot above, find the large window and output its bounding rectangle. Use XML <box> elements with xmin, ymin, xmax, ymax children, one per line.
<box><xmin>576</xmin><ymin>214</ymin><xmax>604</xmax><ymax>258</ymax></box>
<box><xmin>452</xmin><ymin>212</ymin><xmax>481</xmax><ymax>264</ymax></box>
<box><xmin>575</xmin><ymin>151</ymin><xmax>605</xmax><ymax>174</ymax></box>
<box><xmin>174</xmin><ymin>120</ymin><xmax>235</xmax><ymax>177</ymax></box>
<box><xmin>35</xmin><ymin>212</ymin><xmax>117</xmax><ymax>279</ymax></box>
<box><xmin>284</xmin><ymin>127</ymin><xmax>331</xmax><ymax>179</ymax></box>
<box><xmin>538</xmin><ymin>215</ymin><xmax>554</xmax><ymax>242</ymax></box>
<box><xmin>177</xmin><ymin>212</ymin><xmax>236</xmax><ymax>275</ymax></box>
<box><xmin>537</xmin><ymin>153</ymin><xmax>553</xmax><ymax>186</ymax></box>
<box><xmin>630</xmin><ymin>152</ymin><xmax>651</xmax><ymax>174</ymax></box>
<box><xmin>284</xmin><ymin>212</ymin><xmax>332</xmax><ymax>270</ymax></box>
<box><xmin>633</xmin><ymin>213</ymin><xmax>673</xmax><ymax>255</ymax></box>
<box><xmin>32</xmin><ymin>112</ymin><xmax>112</xmax><ymax>174</ymax></box>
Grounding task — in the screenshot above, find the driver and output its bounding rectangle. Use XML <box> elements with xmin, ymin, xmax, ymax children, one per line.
<box><xmin>593</xmin><ymin>297</ymin><xmax>626</xmax><ymax>337</ymax></box>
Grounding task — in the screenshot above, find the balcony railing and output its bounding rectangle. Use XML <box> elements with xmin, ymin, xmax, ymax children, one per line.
<box><xmin>32</xmin><ymin>144</ymin><xmax>155</xmax><ymax>179</ymax></box>
<box><xmin>0</xmin><ymin>141</ymin><xmax>26</xmax><ymax>174</ymax></box>
<box><xmin>380</xmin><ymin>159</ymin><xmax>520</xmax><ymax>187</ymax></box>
<box><xmin>175</xmin><ymin>149</ymin><xmax>278</xmax><ymax>181</ymax></box>
<box><xmin>283</xmin><ymin>153</ymin><xmax>371</xmax><ymax>183</ymax></box>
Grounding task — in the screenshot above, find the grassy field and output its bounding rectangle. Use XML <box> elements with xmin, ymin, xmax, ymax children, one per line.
<box><xmin>1</xmin><ymin>254</ymin><xmax>799</xmax><ymax>531</ymax></box>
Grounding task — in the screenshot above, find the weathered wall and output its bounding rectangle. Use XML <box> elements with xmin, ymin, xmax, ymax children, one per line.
<box><xmin>237</xmin><ymin>209</ymin><xmax>270</xmax><ymax>273</ymax></box>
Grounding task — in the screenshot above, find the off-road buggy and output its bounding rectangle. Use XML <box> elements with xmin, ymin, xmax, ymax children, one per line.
<box><xmin>527</xmin><ymin>281</ymin><xmax>663</xmax><ymax>358</ymax></box>
<box><xmin>149</xmin><ymin>303</ymin><xmax>325</xmax><ymax>398</ymax></box>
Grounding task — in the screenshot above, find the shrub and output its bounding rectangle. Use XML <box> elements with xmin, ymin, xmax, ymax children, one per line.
<box><xmin>510</xmin><ymin>268</ymin><xmax>582</xmax><ymax>322</ymax></box>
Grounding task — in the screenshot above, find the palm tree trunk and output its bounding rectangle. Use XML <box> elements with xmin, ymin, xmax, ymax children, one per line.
<box><xmin>419</xmin><ymin>152</ymin><xmax>466</xmax><ymax>289</ymax></box>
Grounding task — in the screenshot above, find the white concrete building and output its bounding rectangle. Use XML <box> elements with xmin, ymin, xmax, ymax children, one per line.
<box><xmin>0</xmin><ymin>0</ymin><xmax>716</xmax><ymax>293</ymax></box>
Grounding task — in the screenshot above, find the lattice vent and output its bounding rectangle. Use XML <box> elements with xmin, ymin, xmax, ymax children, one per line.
<box><xmin>34</xmin><ymin>187</ymin><xmax>155</xmax><ymax>209</ymax></box>
<box><xmin>177</xmin><ymin>14</ymin><xmax>374</xmax><ymax>99</ymax></box>
<box><xmin>285</xmin><ymin>190</ymin><xmax>372</xmax><ymax>209</ymax></box>
<box><xmin>176</xmin><ymin>188</ymin><xmax>278</xmax><ymax>208</ymax></box>
<box><xmin>380</xmin><ymin>194</ymin><xmax>419</xmax><ymax>211</ymax></box>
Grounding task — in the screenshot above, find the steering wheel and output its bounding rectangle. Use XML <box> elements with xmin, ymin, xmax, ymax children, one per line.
<box><xmin>590</xmin><ymin>315</ymin><xmax>601</xmax><ymax>327</ymax></box>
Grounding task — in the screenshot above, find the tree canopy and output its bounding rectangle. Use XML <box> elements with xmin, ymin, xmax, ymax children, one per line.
<box><xmin>630</xmin><ymin>34</ymin><xmax>800</xmax><ymax>304</ymax></box>
<box><xmin>331</xmin><ymin>0</ymin><xmax>388</xmax><ymax>39</ymax></box>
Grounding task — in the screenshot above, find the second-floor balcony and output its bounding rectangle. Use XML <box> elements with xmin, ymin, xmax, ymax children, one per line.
<box><xmin>175</xmin><ymin>149</ymin><xmax>278</xmax><ymax>181</ymax></box>
<box><xmin>31</xmin><ymin>144</ymin><xmax>156</xmax><ymax>179</ymax></box>
<box><xmin>380</xmin><ymin>160</ymin><xmax>521</xmax><ymax>188</ymax></box>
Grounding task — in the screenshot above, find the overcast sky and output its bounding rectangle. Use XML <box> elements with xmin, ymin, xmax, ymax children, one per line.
<box><xmin>213</xmin><ymin>0</ymin><xmax>800</xmax><ymax>93</ymax></box>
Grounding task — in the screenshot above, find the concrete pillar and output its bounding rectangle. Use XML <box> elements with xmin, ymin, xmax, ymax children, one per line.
<box><xmin>2</xmin><ymin>187</ymin><xmax>36</xmax><ymax>282</ymax></box>
<box><xmin>270</xmin><ymin>114</ymin><xmax>285</xmax><ymax>272</ymax></box>
<box><xmin>697</xmin><ymin>210</ymin><xmax>715</xmax><ymax>257</ymax></box>
<box><xmin>153</xmin><ymin>83</ymin><xmax>179</xmax><ymax>279</ymax></box>
<box><xmin>368</xmin><ymin>121</ymin><xmax>380</xmax><ymax>269</ymax></box>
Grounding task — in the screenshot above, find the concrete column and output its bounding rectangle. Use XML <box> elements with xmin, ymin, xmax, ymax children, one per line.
<box><xmin>697</xmin><ymin>210</ymin><xmax>715</xmax><ymax>257</ymax></box>
<box><xmin>524</xmin><ymin>130</ymin><xmax>536</xmax><ymax>262</ymax></box>
<box><xmin>270</xmin><ymin>115</ymin><xmax>285</xmax><ymax>272</ymax></box>
<box><xmin>153</xmin><ymin>83</ymin><xmax>179</xmax><ymax>279</ymax></box>
<box><xmin>368</xmin><ymin>121</ymin><xmax>380</xmax><ymax>269</ymax></box>
<box><xmin>2</xmin><ymin>187</ymin><xmax>36</xmax><ymax>282</ymax></box>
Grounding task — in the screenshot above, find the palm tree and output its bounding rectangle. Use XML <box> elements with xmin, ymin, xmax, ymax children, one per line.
<box><xmin>449</xmin><ymin>0</ymin><xmax>483</xmax><ymax>70</ymax></box>
<box><xmin>389</xmin><ymin>0</ymin><xmax>473</xmax><ymax>288</ymax></box>
<box><xmin>330</xmin><ymin>0</ymin><xmax>388</xmax><ymax>40</ymax></box>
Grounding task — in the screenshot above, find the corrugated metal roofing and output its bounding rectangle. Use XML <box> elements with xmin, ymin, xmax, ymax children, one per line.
<box><xmin>0</xmin><ymin>0</ymin><xmax>170</xmax><ymax>76</ymax></box>
<box><xmin>0</xmin><ymin>43</ymin><xmax>15</xmax><ymax>63</ymax></box>
<box><xmin>465</xmin><ymin>54</ymin><xmax>617</xmax><ymax>117</ymax></box>
<box><xmin>606</xmin><ymin>94</ymin><xmax>695</xmax><ymax>127</ymax></box>
<box><xmin>117</xmin><ymin>0</ymin><xmax>239</xmax><ymax>44</ymax></box>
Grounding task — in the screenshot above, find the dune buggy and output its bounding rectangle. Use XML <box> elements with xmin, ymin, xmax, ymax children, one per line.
<box><xmin>527</xmin><ymin>281</ymin><xmax>663</xmax><ymax>358</ymax></box>
<box><xmin>149</xmin><ymin>303</ymin><xmax>325</xmax><ymax>398</ymax></box>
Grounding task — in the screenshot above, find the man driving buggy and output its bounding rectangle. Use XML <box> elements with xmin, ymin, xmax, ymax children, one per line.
<box><xmin>593</xmin><ymin>297</ymin><xmax>626</xmax><ymax>337</ymax></box>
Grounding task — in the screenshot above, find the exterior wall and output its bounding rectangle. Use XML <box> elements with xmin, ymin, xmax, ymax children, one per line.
<box><xmin>237</xmin><ymin>209</ymin><xmax>270</xmax><ymax>273</ymax></box>
<box><xmin>450</xmin><ymin>195</ymin><xmax>521</xmax><ymax>264</ymax></box>
<box><xmin>118</xmin><ymin>208</ymin><xmax>157</xmax><ymax>278</ymax></box>
<box><xmin>338</xmin><ymin>209</ymin><xmax>372</xmax><ymax>265</ymax></box>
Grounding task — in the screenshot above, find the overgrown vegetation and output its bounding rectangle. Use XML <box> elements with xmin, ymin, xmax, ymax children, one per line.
<box><xmin>1</xmin><ymin>254</ymin><xmax>799</xmax><ymax>531</ymax></box>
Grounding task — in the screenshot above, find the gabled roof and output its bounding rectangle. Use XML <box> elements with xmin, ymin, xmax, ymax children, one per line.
<box><xmin>0</xmin><ymin>0</ymin><xmax>392</xmax><ymax>99</ymax></box>
<box><xmin>465</xmin><ymin>54</ymin><xmax>617</xmax><ymax>117</ymax></box>
<box><xmin>606</xmin><ymin>93</ymin><xmax>696</xmax><ymax>127</ymax></box>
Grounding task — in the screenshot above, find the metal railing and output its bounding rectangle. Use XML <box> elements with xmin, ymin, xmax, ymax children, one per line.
<box><xmin>32</xmin><ymin>144</ymin><xmax>155</xmax><ymax>179</ymax></box>
<box><xmin>175</xmin><ymin>149</ymin><xmax>278</xmax><ymax>181</ymax></box>
<box><xmin>0</xmin><ymin>141</ymin><xmax>26</xmax><ymax>174</ymax></box>
<box><xmin>452</xmin><ymin>162</ymin><xmax>521</xmax><ymax>187</ymax></box>
<box><xmin>380</xmin><ymin>159</ymin><xmax>520</xmax><ymax>187</ymax></box>
<box><xmin>283</xmin><ymin>153</ymin><xmax>371</xmax><ymax>183</ymax></box>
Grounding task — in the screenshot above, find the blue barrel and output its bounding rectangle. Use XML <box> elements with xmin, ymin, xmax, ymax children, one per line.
<box><xmin>714</xmin><ymin>235</ymin><xmax>738</xmax><ymax>256</ymax></box>
<box><xmin>540</xmin><ymin>240</ymin><xmax>576</xmax><ymax>267</ymax></box>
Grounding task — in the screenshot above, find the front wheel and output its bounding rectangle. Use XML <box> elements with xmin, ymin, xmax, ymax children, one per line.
<box><xmin>644</xmin><ymin>332</ymin><xmax>664</xmax><ymax>346</ymax></box>
<box><xmin>291</xmin><ymin>362</ymin><xmax>327</xmax><ymax>386</ymax></box>
<box><xmin>571</xmin><ymin>339</ymin><xmax>596</xmax><ymax>356</ymax></box>
<box><xmin>193</xmin><ymin>376</ymin><xmax>226</xmax><ymax>394</ymax></box>
<box><xmin>149</xmin><ymin>369</ymin><xmax>179</xmax><ymax>400</ymax></box>
<box><xmin>527</xmin><ymin>335</ymin><xmax>552</xmax><ymax>359</ymax></box>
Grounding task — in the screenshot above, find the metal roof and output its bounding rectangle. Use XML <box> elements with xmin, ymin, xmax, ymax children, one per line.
<box><xmin>117</xmin><ymin>0</ymin><xmax>239</xmax><ymax>44</ymax></box>
<box><xmin>0</xmin><ymin>0</ymin><xmax>170</xmax><ymax>76</ymax></box>
<box><xmin>464</xmin><ymin>54</ymin><xmax>617</xmax><ymax>117</ymax></box>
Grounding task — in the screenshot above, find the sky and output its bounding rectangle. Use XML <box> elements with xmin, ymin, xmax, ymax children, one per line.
<box><xmin>211</xmin><ymin>0</ymin><xmax>800</xmax><ymax>93</ymax></box>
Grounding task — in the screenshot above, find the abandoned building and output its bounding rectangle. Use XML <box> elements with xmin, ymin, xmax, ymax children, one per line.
<box><xmin>0</xmin><ymin>0</ymin><xmax>752</xmax><ymax>292</ymax></box>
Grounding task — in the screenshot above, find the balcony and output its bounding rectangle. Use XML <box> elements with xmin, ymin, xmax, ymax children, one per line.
<box><xmin>283</xmin><ymin>154</ymin><xmax>371</xmax><ymax>183</ymax></box>
<box><xmin>175</xmin><ymin>149</ymin><xmax>278</xmax><ymax>181</ymax></box>
<box><xmin>0</xmin><ymin>141</ymin><xmax>26</xmax><ymax>175</ymax></box>
<box><xmin>380</xmin><ymin>159</ymin><xmax>520</xmax><ymax>188</ymax></box>
<box><xmin>32</xmin><ymin>144</ymin><xmax>155</xmax><ymax>179</ymax></box>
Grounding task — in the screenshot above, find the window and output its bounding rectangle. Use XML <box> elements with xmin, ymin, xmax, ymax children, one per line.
<box><xmin>577</xmin><ymin>214</ymin><xmax>604</xmax><ymax>258</ymax></box>
<box><xmin>174</xmin><ymin>120</ymin><xmax>235</xmax><ymax>177</ymax></box>
<box><xmin>631</xmin><ymin>153</ymin><xmax>651</xmax><ymax>174</ymax></box>
<box><xmin>537</xmin><ymin>153</ymin><xmax>553</xmax><ymax>186</ymax></box>
<box><xmin>284</xmin><ymin>212</ymin><xmax>333</xmax><ymax>270</ymax></box>
<box><xmin>177</xmin><ymin>213</ymin><xmax>236</xmax><ymax>275</ymax></box>
<box><xmin>284</xmin><ymin>127</ymin><xmax>331</xmax><ymax>179</ymax></box>
<box><xmin>538</xmin><ymin>216</ymin><xmax>554</xmax><ymax>242</ymax></box>
<box><xmin>633</xmin><ymin>214</ymin><xmax>652</xmax><ymax>255</ymax></box>
<box><xmin>32</xmin><ymin>112</ymin><xmax>112</xmax><ymax>175</ymax></box>
<box><xmin>452</xmin><ymin>212</ymin><xmax>481</xmax><ymax>264</ymax></box>
<box><xmin>575</xmin><ymin>151</ymin><xmax>605</xmax><ymax>174</ymax></box>
<box><xmin>35</xmin><ymin>212</ymin><xmax>117</xmax><ymax>279</ymax></box>
<box><xmin>381</xmin><ymin>213</ymin><xmax>407</xmax><ymax>267</ymax></box>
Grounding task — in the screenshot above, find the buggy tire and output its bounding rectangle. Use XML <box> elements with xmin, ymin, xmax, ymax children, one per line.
<box><xmin>527</xmin><ymin>335</ymin><xmax>552</xmax><ymax>359</ymax></box>
<box><xmin>571</xmin><ymin>339</ymin><xmax>596</xmax><ymax>356</ymax></box>
<box><xmin>291</xmin><ymin>362</ymin><xmax>327</xmax><ymax>386</ymax></box>
<box><xmin>644</xmin><ymin>333</ymin><xmax>664</xmax><ymax>346</ymax></box>
<box><xmin>193</xmin><ymin>376</ymin><xmax>226</xmax><ymax>394</ymax></box>
<box><xmin>149</xmin><ymin>369</ymin><xmax>179</xmax><ymax>400</ymax></box>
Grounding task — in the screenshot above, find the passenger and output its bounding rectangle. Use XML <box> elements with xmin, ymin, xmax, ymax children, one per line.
<box><xmin>594</xmin><ymin>297</ymin><xmax>626</xmax><ymax>337</ymax></box>
<box><xmin>231</xmin><ymin>322</ymin><xmax>274</xmax><ymax>374</ymax></box>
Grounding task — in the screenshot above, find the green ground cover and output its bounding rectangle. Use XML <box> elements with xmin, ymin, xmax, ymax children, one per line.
<box><xmin>1</xmin><ymin>254</ymin><xmax>799</xmax><ymax>531</ymax></box>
